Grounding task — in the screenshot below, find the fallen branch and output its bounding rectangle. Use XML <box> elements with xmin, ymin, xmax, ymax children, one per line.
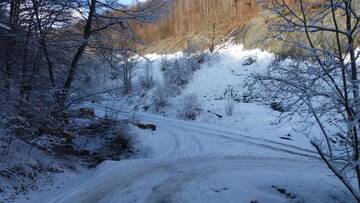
<box><xmin>132</xmin><ymin>122</ymin><xmax>156</xmax><ymax>131</ymax></box>
<box><xmin>207</xmin><ymin>110</ymin><xmax>223</xmax><ymax>118</ymax></box>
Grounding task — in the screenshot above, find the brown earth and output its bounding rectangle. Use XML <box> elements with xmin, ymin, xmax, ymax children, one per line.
<box><xmin>132</xmin><ymin>0</ymin><xmax>360</xmax><ymax>55</ymax></box>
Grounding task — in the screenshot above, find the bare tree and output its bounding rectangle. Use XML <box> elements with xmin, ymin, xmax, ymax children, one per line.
<box><xmin>105</xmin><ymin>50</ymin><xmax>137</xmax><ymax>94</ymax></box>
<box><xmin>139</xmin><ymin>60</ymin><xmax>155</xmax><ymax>89</ymax></box>
<box><xmin>256</xmin><ymin>0</ymin><xmax>360</xmax><ymax>201</ymax></box>
<box><xmin>56</xmin><ymin>0</ymin><xmax>169</xmax><ymax>108</ymax></box>
<box><xmin>0</xmin><ymin>0</ymin><xmax>168</xmax><ymax>109</ymax></box>
<box><xmin>0</xmin><ymin>0</ymin><xmax>169</xmax><ymax>155</ymax></box>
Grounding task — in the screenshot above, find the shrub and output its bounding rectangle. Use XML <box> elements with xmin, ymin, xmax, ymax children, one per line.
<box><xmin>163</xmin><ymin>59</ymin><xmax>191</xmax><ymax>96</ymax></box>
<box><xmin>139</xmin><ymin>75</ymin><xmax>155</xmax><ymax>90</ymax></box>
<box><xmin>162</xmin><ymin>53</ymin><xmax>205</xmax><ymax>98</ymax></box>
<box><xmin>165</xmin><ymin>60</ymin><xmax>191</xmax><ymax>85</ymax></box>
<box><xmin>177</xmin><ymin>94</ymin><xmax>202</xmax><ymax>120</ymax></box>
<box><xmin>185</xmin><ymin>40</ymin><xmax>206</xmax><ymax>72</ymax></box>
<box><xmin>138</xmin><ymin>61</ymin><xmax>155</xmax><ymax>90</ymax></box>
<box><xmin>153</xmin><ymin>85</ymin><xmax>169</xmax><ymax>112</ymax></box>
<box><xmin>160</xmin><ymin>57</ymin><xmax>170</xmax><ymax>72</ymax></box>
<box><xmin>185</xmin><ymin>56</ymin><xmax>201</xmax><ymax>72</ymax></box>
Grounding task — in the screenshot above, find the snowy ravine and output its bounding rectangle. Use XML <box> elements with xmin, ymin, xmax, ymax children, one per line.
<box><xmin>17</xmin><ymin>43</ymin><xmax>354</xmax><ymax>203</ymax></box>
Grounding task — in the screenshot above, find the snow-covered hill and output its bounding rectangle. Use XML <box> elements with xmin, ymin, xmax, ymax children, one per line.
<box><xmin>97</xmin><ymin>42</ymin><xmax>317</xmax><ymax>150</ymax></box>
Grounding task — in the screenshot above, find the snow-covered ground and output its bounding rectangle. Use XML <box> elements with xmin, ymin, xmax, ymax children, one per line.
<box><xmin>17</xmin><ymin>112</ymin><xmax>352</xmax><ymax>203</ymax></box>
<box><xmin>96</xmin><ymin>43</ymin><xmax>317</xmax><ymax>151</ymax></box>
<box><xmin>15</xmin><ymin>43</ymin><xmax>355</xmax><ymax>202</ymax></box>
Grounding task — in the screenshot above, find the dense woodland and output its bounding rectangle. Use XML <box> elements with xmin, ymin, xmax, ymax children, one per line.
<box><xmin>133</xmin><ymin>0</ymin><xmax>261</xmax><ymax>43</ymax></box>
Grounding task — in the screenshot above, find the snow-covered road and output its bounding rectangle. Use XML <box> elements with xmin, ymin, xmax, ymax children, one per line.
<box><xmin>27</xmin><ymin>112</ymin><xmax>352</xmax><ymax>203</ymax></box>
<box><xmin>137</xmin><ymin>112</ymin><xmax>319</xmax><ymax>159</ymax></box>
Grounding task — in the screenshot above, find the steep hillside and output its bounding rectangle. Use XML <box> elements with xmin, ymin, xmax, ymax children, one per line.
<box><xmin>134</xmin><ymin>0</ymin><xmax>264</xmax><ymax>54</ymax></box>
<box><xmin>134</xmin><ymin>0</ymin><xmax>360</xmax><ymax>55</ymax></box>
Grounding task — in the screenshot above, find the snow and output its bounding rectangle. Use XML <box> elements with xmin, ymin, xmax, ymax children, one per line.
<box><xmin>133</xmin><ymin>42</ymin><xmax>314</xmax><ymax>150</ymax></box>
<box><xmin>184</xmin><ymin>44</ymin><xmax>273</xmax><ymax>98</ymax></box>
<box><xmin>0</xmin><ymin>23</ymin><xmax>10</xmax><ymax>30</ymax></box>
<box><xmin>19</xmin><ymin>112</ymin><xmax>351</xmax><ymax>203</ymax></box>
<box><xmin>16</xmin><ymin>42</ymin><xmax>355</xmax><ymax>202</ymax></box>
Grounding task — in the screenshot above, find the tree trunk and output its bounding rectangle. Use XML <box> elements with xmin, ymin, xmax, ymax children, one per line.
<box><xmin>58</xmin><ymin>0</ymin><xmax>97</xmax><ymax>109</ymax></box>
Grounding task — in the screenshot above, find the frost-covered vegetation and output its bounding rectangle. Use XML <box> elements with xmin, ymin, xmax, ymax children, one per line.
<box><xmin>0</xmin><ymin>0</ymin><xmax>167</xmax><ymax>201</ymax></box>
<box><xmin>90</xmin><ymin>37</ymin><xmax>360</xmax><ymax>202</ymax></box>
<box><xmin>2</xmin><ymin>0</ymin><xmax>360</xmax><ymax>203</ymax></box>
<box><xmin>33</xmin><ymin>41</ymin><xmax>354</xmax><ymax>203</ymax></box>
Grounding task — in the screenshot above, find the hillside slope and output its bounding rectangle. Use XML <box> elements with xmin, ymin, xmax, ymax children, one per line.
<box><xmin>134</xmin><ymin>0</ymin><xmax>360</xmax><ymax>55</ymax></box>
<box><xmin>134</xmin><ymin>0</ymin><xmax>265</xmax><ymax>54</ymax></box>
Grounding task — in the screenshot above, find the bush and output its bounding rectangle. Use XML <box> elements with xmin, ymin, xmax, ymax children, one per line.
<box><xmin>160</xmin><ymin>57</ymin><xmax>170</xmax><ymax>72</ymax></box>
<box><xmin>139</xmin><ymin>61</ymin><xmax>155</xmax><ymax>90</ymax></box>
<box><xmin>153</xmin><ymin>85</ymin><xmax>169</xmax><ymax>112</ymax></box>
<box><xmin>162</xmin><ymin>59</ymin><xmax>190</xmax><ymax>96</ymax></box>
<box><xmin>165</xmin><ymin>60</ymin><xmax>191</xmax><ymax>85</ymax></box>
<box><xmin>185</xmin><ymin>56</ymin><xmax>201</xmax><ymax>72</ymax></box>
<box><xmin>139</xmin><ymin>75</ymin><xmax>155</xmax><ymax>90</ymax></box>
<box><xmin>185</xmin><ymin>40</ymin><xmax>206</xmax><ymax>70</ymax></box>
<box><xmin>159</xmin><ymin>54</ymin><xmax>205</xmax><ymax>101</ymax></box>
<box><xmin>177</xmin><ymin>94</ymin><xmax>202</xmax><ymax>120</ymax></box>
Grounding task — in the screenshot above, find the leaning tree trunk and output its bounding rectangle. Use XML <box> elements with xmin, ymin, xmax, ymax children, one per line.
<box><xmin>56</xmin><ymin>0</ymin><xmax>96</xmax><ymax>112</ymax></box>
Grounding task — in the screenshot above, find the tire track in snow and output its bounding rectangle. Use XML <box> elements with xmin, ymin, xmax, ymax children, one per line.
<box><xmin>50</xmin><ymin>157</ymin><xmax>323</xmax><ymax>203</ymax></box>
<box><xmin>135</xmin><ymin>113</ymin><xmax>319</xmax><ymax>159</ymax></box>
<box><xmin>166</xmin><ymin>122</ymin><xmax>319</xmax><ymax>159</ymax></box>
<box><xmin>160</xmin><ymin>125</ymin><xmax>205</xmax><ymax>158</ymax></box>
<box><xmin>55</xmin><ymin>108</ymin><xmax>324</xmax><ymax>203</ymax></box>
<box><xmin>102</xmin><ymin>107</ymin><xmax>317</xmax><ymax>158</ymax></box>
<box><xmin>183</xmin><ymin>129</ymin><xmax>205</xmax><ymax>156</ymax></box>
<box><xmin>159</xmin><ymin>125</ymin><xmax>181</xmax><ymax>158</ymax></box>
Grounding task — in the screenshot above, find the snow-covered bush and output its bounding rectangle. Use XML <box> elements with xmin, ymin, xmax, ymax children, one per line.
<box><xmin>184</xmin><ymin>40</ymin><xmax>206</xmax><ymax>71</ymax></box>
<box><xmin>243</xmin><ymin>75</ymin><xmax>270</xmax><ymax>103</ymax></box>
<box><xmin>162</xmin><ymin>54</ymin><xmax>205</xmax><ymax>95</ymax></box>
<box><xmin>177</xmin><ymin>94</ymin><xmax>202</xmax><ymax>120</ymax></box>
<box><xmin>185</xmin><ymin>55</ymin><xmax>202</xmax><ymax>72</ymax></box>
<box><xmin>160</xmin><ymin>57</ymin><xmax>171</xmax><ymax>72</ymax></box>
<box><xmin>138</xmin><ymin>61</ymin><xmax>155</xmax><ymax>90</ymax></box>
<box><xmin>163</xmin><ymin>59</ymin><xmax>192</xmax><ymax>96</ymax></box>
<box><xmin>166</xmin><ymin>59</ymin><xmax>192</xmax><ymax>85</ymax></box>
<box><xmin>120</xmin><ymin>58</ymin><xmax>137</xmax><ymax>94</ymax></box>
<box><xmin>152</xmin><ymin>85</ymin><xmax>169</xmax><ymax>112</ymax></box>
<box><xmin>105</xmin><ymin>51</ymin><xmax>137</xmax><ymax>94</ymax></box>
<box><xmin>138</xmin><ymin>75</ymin><xmax>155</xmax><ymax>90</ymax></box>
